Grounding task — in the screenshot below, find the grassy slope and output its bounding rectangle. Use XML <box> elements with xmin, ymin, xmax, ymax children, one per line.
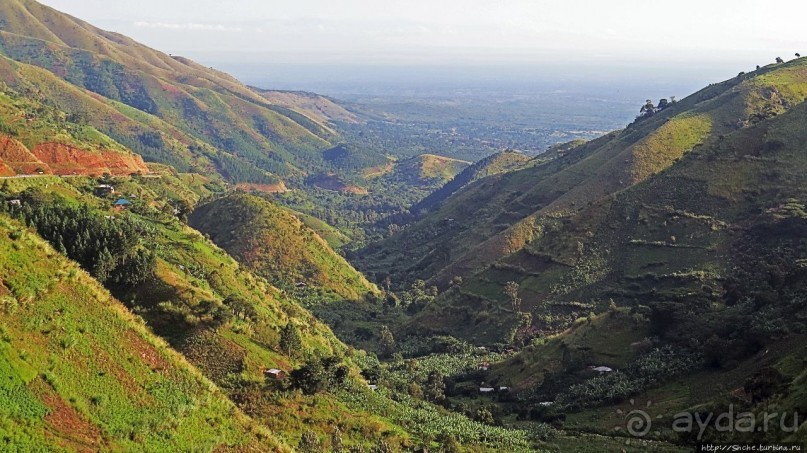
<box><xmin>357</xmin><ymin>63</ymin><xmax>773</xmax><ymax>287</ymax></box>
<box><xmin>256</xmin><ymin>89</ymin><xmax>362</xmax><ymax>129</ymax></box>
<box><xmin>2</xmin><ymin>174</ymin><xmax>548</xmax><ymax>451</ymax></box>
<box><xmin>0</xmin><ymin>214</ymin><xmax>281</xmax><ymax>451</ymax></box>
<box><xmin>189</xmin><ymin>193</ymin><xmax>379</xmax><ymax>301</ymax></box>
<box><xmin>392</xmin><ymin>154</ymin><xmax>471</xmax><ymax>187</ymax></box>
<box><xmin>0</xmin><ymin>81</ymin><xmax>149</xmax><ymax>176</ymax></box>
<box><xmin>0</xmin><ymin>175</ymin><xmax>420</xmax><ymax>449</ymax></box>
<box><xmin>456</xmin><ymin>60</ymin><xmax>807</xmax><ymax>339</ymax></box>
<box><xmin>0</xmin><ymin>0</ymin><xmax>337</xmax><ymax>183</ymax></box>
<box><xmin>0</xmin><ymin>53</ymin><xmax>267</xmax><ymax>181</ymax></box>
<box><xmin>410</xmin><ymin>150</ymin><xmax>533</xmax><ymax>215</ymax></box>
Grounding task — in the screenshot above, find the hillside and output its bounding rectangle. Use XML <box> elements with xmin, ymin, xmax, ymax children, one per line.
<box><xmin>390</xmin><ymin>153</ymin><xmax>471</xmax><ymax>187</ymax></box>
<box><xmin>0</xmin><ymin>213</ymin><xmax>280</xmax><ymax>451</ymax></box>
<box><xmin>1</xmin><ymin>166</ymin><xmax>554</xmax><ymax>451</ymax></box>
<box><xmin>384</xmin><ymin>55</ymin><xmax>807</xmax><ymax>391</ymax></box>
<box><xmin>0</xmin><ymin>0</ymin><xmax>352</xmax><ymax>185</ymax></box>
<box><xmin>190</xmin><ymin>193</ymin><xmax>380</xmax><ymax>301</ymax></box>
<box><xmin>256</xmin><ymin>89</ymin><xmax>362</xmax><ymax>128</ymax></box>
<box><xmin>0</xmin><ymin>83</ymin><xmax>148</xmax><ymax>176</ymax></box>
<box><xmin>358</xmin><ymin>58</ymin><xmax>807</xmax><ymax>293</ymax></box>
<box><xmin>344</xmin><ymin>58</ymin><xmax>807</xmax><ymax>449</ymax></box>
<box><xmin>411</xmin><ymin>150</ymin><xmax>532</xmax><ymax>215</ymax></box>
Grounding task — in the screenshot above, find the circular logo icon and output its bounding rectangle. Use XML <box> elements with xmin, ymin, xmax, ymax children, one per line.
<box><xmin>625</xmin><ymin>409</ymin><xmax>652</xmax><ymax>437</ymax></box>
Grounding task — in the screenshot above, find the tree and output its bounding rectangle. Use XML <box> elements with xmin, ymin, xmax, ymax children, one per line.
<box><xmin>776</xmin><ymin>57</ymin><xmax>784</xmax><ymax>64</ymax></box>
<box><xmin>657</xmin><ymin>98</ymin><xmax>669</xmax><ymax>110</ymax></box>
<box><xmin>379</xmin><ymin>325</ymin><xmax>395</xmax><ymax>356</ymax></box>
<box><xmin>224</xmin><ymin>295</ymin><xmax>256</xmax><ymax>321</ymax></box>
<box><xmin>424</xmin><ymin>370</ymin><xmax>446</xmax><ymax>403</ymax></box>
<box><xmin>797</xmin><ymin>53</ymin><xmax>801</xmax><ymax>58</ymax></box>
<box><xmin>639</xmin><ymin>99</ymin><xmax>656</xmax><ymax>117</ymax></box>
<box><xmin>376</xmin><ymin>440</ymin><xmax>394</xmax><ymax>453</ymax></box>
<box><xmin>476</xmin><ymin>406</ymin><xmax>495</xmax><ymax>425</ymax></box>
<box><xmin>289</xmin><ymin>356</ymin><xmax>348</xmax><ymax>395</ymax></box>
<box><xmin>290</xmin><ymin>359</ymin><xmax>327</xmax><ymax>395</ymax></box>
<box><xmin>279</xmin><ymin>323</ymin><xmax>303</xmax><ymax>358</ymax></box>
<box><xmin>504</xmin><ymin>281</ymin><xmax>522</xmax><ymax>313</ymax></box>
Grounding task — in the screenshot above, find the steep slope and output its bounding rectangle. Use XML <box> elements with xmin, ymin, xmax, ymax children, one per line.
<box><xmin>190</xmin><ymin>193</ymin><xmax>380</xmax><ymax>301</ymax></box>
<box><xmin>0</xmin><ymin>86</ymin><xmax>147</xmax><ymax>176</ymax></box>
<box><xmin>398</xmin><ymin>57</ymin><xmax>807</xmax><ymax>345</ymax></box>
<box><xmin>2</xmin><ymin>172</ymin><xmax>542</xmax><ymax>451</ymax></box>
<box><xmin>0</xmin><ymin>0</ymin><xmax>340</xmax><ymax>183</ymax></box>
<box><xmin>358</xmin><ymin>58</ymin><xmax>807</xmax><ymax>291</ymax></box>
<box><xmin>0</xmin><ymin>214</ymin><xmax>279</xmax><ymax>451</ymax></box>
<box><xmin>256</xmin><ymin>89</ymin><xmax>362</xmax><ymax>129</ymax></box>
<box><xmin>391</xmin><ymin>153</ymin><xmax>471</xmax><ymax>187</ymax></box>
<box><xmin>411</xmin><ymin>149</ymin><xmax>532</xmax><ymax>215</ymax></box>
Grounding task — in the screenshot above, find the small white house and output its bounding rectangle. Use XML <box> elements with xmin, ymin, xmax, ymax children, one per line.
<box><xmin>479</xmin><ymin>387</ymin><xmax>495</xmax><ymax>393</ymax></box>
<box><xmin>368</xmin><ymin>384</ymin><xmax>378</xmax><ymax>391</ymax></box>
<box><xmin>264</xmin><ymin>368</ymin><xmax>287</xmax><ymax>380</ymax></box>
<box><xmin>589</xmin><ymin>366</ymin><xmax>614</xmax><ymax>373</ymax></box>
<box><xmin>539</xmin><ymin>401</ymin><xmax>554</xmax><ymax>407</ymax></box>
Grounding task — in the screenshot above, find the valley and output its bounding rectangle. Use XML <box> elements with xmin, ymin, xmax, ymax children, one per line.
<box><xmin>1</xmin><ymin>0</ymin><xmax>806</xmax><ymax>451</ymax></box>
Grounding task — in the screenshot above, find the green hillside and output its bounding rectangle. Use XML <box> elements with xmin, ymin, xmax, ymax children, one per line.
<box><xmin>389</xmin><ymin>154</ymin><xmax>471</xmax><ymax>187</ymax></box>
<box><xmin>0</xmin><ymin>0</ymin><xmax>349</xmax><ymax>184</ymax></box>
<box><xmin>349</xmin><ymin>58</ymin><xmax>807</xmax><ymax>449</ymax></box>
<box><xmin>411</xmin><ymin>150</ymin><xmax>532</xmax><ymax>215</ymax></box>
<box><xmin>358</xmin><ymin>58</ymin><xmax>807</xmax><ymax>293</ymax></box>
<box><xmin>0</xmin><ymin>213</ymin><xmax>281</xmax><ymax>451</ymax></box>
<box><xmin>189</xmin><ymin>193</ymin><xmax>380</xmax><ymax>301</ymax></box>
<box><xmin>0</xmin><ymin>167</ymin><xmax>556</xmax><ymax>451</ymax></box>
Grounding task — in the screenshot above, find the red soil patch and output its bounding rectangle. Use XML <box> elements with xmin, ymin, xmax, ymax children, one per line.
<box><xmin>30</xmin><ymin>378</ymin><xmax>106</xmax><ymax>452</ymax></box>
<box><xmin>124</xmin><ymin>329</ymin><xmax>171</xmax><ymax>372</ymax></box>
<box><xmin>0</xmin><ymin>134</ymin><xmax>52</xmax><ymax>174</ymax></box>
<box><xmin>31</xmin><ymin>143</ymin><xmax>149</xmax><ymax>176</ymax></box>
<box><xmin>0</xmin><ymin>158</ymin><xmax>14</xmax><ymax>176</ymax></box>
<box><xmin>236</xmin><ymin>182</ymin><xmax>288</xmax><ymax>193</ymax></box>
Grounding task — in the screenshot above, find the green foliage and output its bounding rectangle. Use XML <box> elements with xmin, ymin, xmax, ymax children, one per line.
<box><xmin>554</xmin><ymin>346</ymin><xmax>702</xmax><ymax>410</ymax></box>
<box><xmin>379</xmin><ymin>325</ymin><xmax>395</xmax><ymax>357</ymax></box>
<box><xmin>280</xmin><ymin>323</ymin><xmax>303</xmax><ymax>358</ymax></box>
<box><xmin>289</xmin><ymin>355</ymin><xmax>349</xmax><ymax>395</ymax></box>
<box><xmin>190</xmin><ymin>193</ymin><xmax>378</xmax><ymax>301</ymax></box>
<box><xmin>424</xmin><ymin>370</ymin><xmax>446</xmax><ymax>403</ymax></box>
<box><xmin>0</xmin><ymin>214</ymin><xmax>274</xmax><ymax>450</ymax></box>
<box><xmin>9</xmin><ymin>190</ymin><xmax>155</xmax><ymax>288</ymax></box>
<box><xmin>337</xmin><ymin>385</ymin><xmax>532</xmax><ymax>450</ymax></box>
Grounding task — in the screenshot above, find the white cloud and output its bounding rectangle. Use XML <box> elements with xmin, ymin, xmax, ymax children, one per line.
<box><xmin>133</xmin><ymin>21</ymin><xmax>242</xmax><ymax>32</ymax></box>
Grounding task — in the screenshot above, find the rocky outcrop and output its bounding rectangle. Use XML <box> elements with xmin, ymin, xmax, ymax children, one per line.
<box><xmin>31</xmin><ymin>143</ymin><xmax>149</xmax><ymax>176</ymax></box>
<box><xmin>0</xmin><ymin>134</ymin><xmax>51</xmax><ymax>174</ymax></box>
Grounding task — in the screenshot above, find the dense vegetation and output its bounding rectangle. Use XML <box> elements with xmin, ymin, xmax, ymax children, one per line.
<box><xmin>189</xmin><ymin>193</ymin><xmax>379</xmax><ymax>301</ymax></box>
<box><xmin>5</xmin><ymin>191</ymin><xmax>156</xmax><ymax>288</ymax></box>
<box><xmin>2</xmin><ymin>1</ymin><xmax>807</xmax><ymax>450</ymax></box>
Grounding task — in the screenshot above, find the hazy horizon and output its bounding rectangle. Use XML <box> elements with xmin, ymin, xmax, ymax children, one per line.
<box><xmin>37</xmin><ymin>0</ymin><xmax>804</xmax><ymax>100</ymax></box>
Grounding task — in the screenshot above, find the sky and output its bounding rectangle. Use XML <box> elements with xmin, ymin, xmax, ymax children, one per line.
<box><xmin>37</xmin><ymin>0</ymin><xmax>807</xmax><ymax>94</ymax></box>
